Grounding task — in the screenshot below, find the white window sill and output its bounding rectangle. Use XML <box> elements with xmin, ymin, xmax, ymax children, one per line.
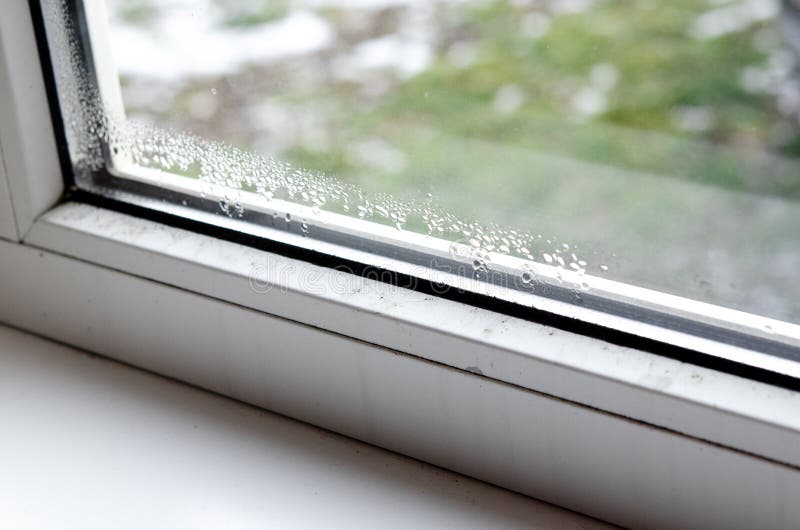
<box><xmin>0</xmin><ymin>200</ymin><xmax>797</xmax><ymax>528</ymax></box>
<box><xmin>0</xmin><ymin>323</ymin><xmax>611</xmax><ymax>529</ymax></box>
<box><xmin>22</xmin><ymin>202</ymin><xmax>800</xmax><ymax>467</ymax></box>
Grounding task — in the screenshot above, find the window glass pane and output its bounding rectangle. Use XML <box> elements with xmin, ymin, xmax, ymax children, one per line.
<box><xmin>43</xmin><ymin>0</ymin><xmax>800</xmax><ymax>349</ymax></box>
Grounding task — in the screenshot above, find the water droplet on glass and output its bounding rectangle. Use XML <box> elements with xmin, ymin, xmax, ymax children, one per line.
<box><xmin>210</xmin><ymin>88</ymin><xmax>218</xmax><ymax>95</ymax></box>
<box><xmin>473</xmin><ymin>259</ymin><xmax>488</xmax><ymax>273</ymax></box>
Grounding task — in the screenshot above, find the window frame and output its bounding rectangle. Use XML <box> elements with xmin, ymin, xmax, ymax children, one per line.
<box><xmin>0</xmin><ymin>142</ymin><xmax>19</xmax><ymax>241</ymax></box>
<box><xmin>45</xmin><ymin>0</ymin><xmax>800</xmax><ymax>385</ymax></box>
<box><xmin>0</xmin><ymin>0</ymin><xmax>61</xmax><ymax>241</ymax></box>
<box><xmin>1</xmin><ymin>1</ymin><xmax>800</xmax><ymax>527</ymax></box>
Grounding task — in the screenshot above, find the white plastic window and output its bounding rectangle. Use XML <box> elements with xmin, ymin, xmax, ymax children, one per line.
<box><xmin>40</xmin><ymin>0</ymin><xmax>800</xmax><ymax>370</ymax></box>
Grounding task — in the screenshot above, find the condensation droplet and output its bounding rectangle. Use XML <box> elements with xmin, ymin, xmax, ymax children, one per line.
<box><xmin>42</xmin><ymin>6</ymin><xmax>600</xmax><ymax>295</ymax></box>
<box><xmin>472</xmin><ymin>259</ymin><xmax>488</xmax><ymax>274</ymax></box>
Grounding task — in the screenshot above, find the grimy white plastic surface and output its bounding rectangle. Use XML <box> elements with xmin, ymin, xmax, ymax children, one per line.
<box><xmin>26</xmin><ymin>203</ymin><xmax>800</xmax><ymax>470</ymax></box>
<box><xmin>0</xmin><ymin>0</ymin><xmax>63</xmax><ymax>237</ymax></box>
<box><xmin>0</xmin><ymin>324</ymin><xmax>614</xmax><ymax>530</ymax></box>
<box><xmin>1</xmin><ymin>238</ymin><xmax>799</xmax><ymax>529</ymax></box>
<box><xmin>1</xmin><ymin>2</ymin><xmax>798</xmax><ymax>527</ymax></box>
<box><xmin>0</xmin><ymin>141</ymin><xmax>18</xmax><ymax>240</ymax></box>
